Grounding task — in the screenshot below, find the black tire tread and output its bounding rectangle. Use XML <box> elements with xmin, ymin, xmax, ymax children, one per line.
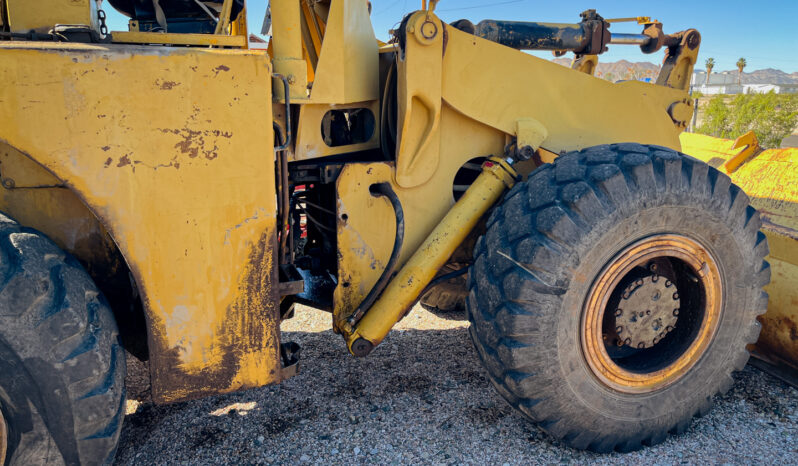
<box><xmin>0</xmin><ymin>213</ymin><xmax>124</xmax><ymax>465</ymax></box>
<box><xmin>466</xmin><ymin>143</ymin><xmax>768</xmax><ymax>452</ymax></box>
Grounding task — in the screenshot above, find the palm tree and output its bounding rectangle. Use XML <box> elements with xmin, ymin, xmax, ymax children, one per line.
<box><xmin>704</xmin><ymin>57</ymin><xmax>715</xmax><ymax>84</ymax></box>
<box><xmin>736</xmin><ymin>57</ymin><xmax>747</xmax><ymax>85</ymax></box>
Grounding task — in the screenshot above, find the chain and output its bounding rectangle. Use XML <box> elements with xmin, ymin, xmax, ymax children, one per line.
<box><xmin>98</xmin><ymin>9</ymin><xmax>108</xmax><ymax>36</ymax></box>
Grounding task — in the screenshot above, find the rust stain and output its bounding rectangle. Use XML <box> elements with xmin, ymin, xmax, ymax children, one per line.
<box><xmin>101</xmin><ymin>145</ymin><xmax>111</xmax><ymax>152</ymax></box>
<box><xmin>783</xmin><ymin>316</ymin><xmax>798</xmax><ymax>342</ymax></box>
<box><xmin>117</xmin><ymin>154</ymin><xmax>131</xmax><ymax>167</ymax></box>
<box><xmin>157</xmin><ymin>80</ymin><xmax>181</xmax><ymax>90</ymax></box>
<box><xmin>213</xmin><ymin>65</ymin><xmax>231</xmax><ymax>77</ymax></box>
<box><xmin>103</xmin><ymin>157</ymin><xmax>113</xmax><ymax>167</ymax></box>
<box><xmin>160</xmin><ymin>127</ymin><xmax>232</xmax><ymax>160</ymax></box>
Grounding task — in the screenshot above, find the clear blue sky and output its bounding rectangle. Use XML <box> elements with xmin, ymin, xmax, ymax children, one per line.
<box><xmin>104</xmin><ymin>0</ymin><xmax>798</xmax><ymax>72</ymax></box>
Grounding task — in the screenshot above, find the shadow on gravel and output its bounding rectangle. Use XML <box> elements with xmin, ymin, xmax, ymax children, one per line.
<box><xmin>115</xmin><ymin>319</ymin><xmax>798</xmax><ymax>465</ymax></box>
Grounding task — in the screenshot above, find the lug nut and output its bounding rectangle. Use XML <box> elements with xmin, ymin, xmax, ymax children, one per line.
<box><xmin>616</xmin><ymin>325</ymin><xmax>623</xmax><ymax>333</ymax></box>
<box><xmin>673</xmin><ymin>309</ymin><xmax>680</xmax><ymax>316</ymax></box>
<box><xmin>615</xmin><ymin>308</ymin><xmax>623</xmax><ymax>317</ymax></box>
<box><xmin>673</xmin><ymin>292</ymin><xmax>679</xmax><ymax>300</ymax></box>
<box><xmin>666</xmin><ymin>325</ymin><xmax>674</xmax><ymax>332</ymax></box>
<box><xmin>638</xmin><ymin>342</ymin><xmax>645</xmax><ymax>349</ymax></box>
<box><xmin>665</xmin><ymin>280</ymin><xmax>672</xmax><ymax>287</ymax></box>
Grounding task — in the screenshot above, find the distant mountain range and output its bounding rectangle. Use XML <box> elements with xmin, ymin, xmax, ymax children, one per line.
<box><xmin>551</xmin><ymin>59</ymin><xmax>798</xmax><ymax>84</ymax></box>
<box><xmin>695</xmin><ymin>68</ymin><xmax>798</xmax><ymax>85</ymax></box>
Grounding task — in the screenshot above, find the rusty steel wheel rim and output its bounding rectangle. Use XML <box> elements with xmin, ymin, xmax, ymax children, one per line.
<box><xmin>0</xmin><ymin>408</ymin><xmax>7</xmax><ymax>464</ymax></box>
<box><xmin>581</xmin><ymin>234</ymin><xmax>722</xmax><ymax>394</ymax></box>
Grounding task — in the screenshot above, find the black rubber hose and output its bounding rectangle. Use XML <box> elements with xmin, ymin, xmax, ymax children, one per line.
<box><xmin>347</xmin><ymin>182</ymin><xmax>404</xmax><ymax>326</ymax></box>
<box><xmin>420</xmin><ymin>266</ymin><xmax>470</xmax><ymax>298</ymax></box>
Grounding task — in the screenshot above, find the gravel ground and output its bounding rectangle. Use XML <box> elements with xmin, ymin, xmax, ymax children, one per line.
<box><xmin>116</xmin><ymin>305</ymin><xmax>798</xmax><ymax>465</ymax></box>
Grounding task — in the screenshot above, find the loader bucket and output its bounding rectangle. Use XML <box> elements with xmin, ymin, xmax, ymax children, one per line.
<box><xmin>680</xmin><ymin>131</ymin><xmax>798</xmax><ymax>386</ymax></box>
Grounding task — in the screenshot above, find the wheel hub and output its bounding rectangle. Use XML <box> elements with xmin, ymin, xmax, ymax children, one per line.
<box><xmin>581</xmin><ymin>234</ymin><xmax>722</xmax><ymax>393</ymax></box>
<box><xmin>616</xmin><ymin>275</ymin><xmax>680</xmax><ymax>349</ymax></box>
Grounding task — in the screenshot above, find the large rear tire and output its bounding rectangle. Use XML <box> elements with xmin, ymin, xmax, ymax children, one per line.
<box><xmin>0</xmin><ymin>213</ymin><xmax>125</xmax><ymax>465</ymax></box>
<box><xmin>467</xmin><ymin>144</ymin><xmax>769</xmax><ymax>452</ymax></box>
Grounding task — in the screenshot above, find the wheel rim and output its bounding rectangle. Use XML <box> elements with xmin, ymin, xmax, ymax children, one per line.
<box><xmin>0</xmin><ymin>408</ymin><xmax>7</xmax><ymax>464</ymax></box>
<box><xmin>581</xmin><ymin>234</ymin><xmax>722</xmax><ymax>393</ymax></box>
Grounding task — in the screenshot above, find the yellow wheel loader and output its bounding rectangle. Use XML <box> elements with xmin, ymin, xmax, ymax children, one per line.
<box><xmin>0</xmin><ymin>0</ymin><xmax>794</xmax><ymax>462</ymax></box>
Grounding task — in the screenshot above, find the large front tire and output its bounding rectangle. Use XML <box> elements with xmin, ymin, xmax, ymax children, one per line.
<box><xmin>0</xmin><ymin>214</ymin><xmax>125</xmax><ymax>465</ymax></box>
<box><xmin>467</xmin><ymin>144</ymin><xmax>769</xmax><ymax>452</ymax></box>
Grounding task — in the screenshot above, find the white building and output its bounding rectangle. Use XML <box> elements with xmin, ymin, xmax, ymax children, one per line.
<box><xmin>691</xmin><ymin>71</ymin><xmax>798</xmax><ymax>95</ymax></box>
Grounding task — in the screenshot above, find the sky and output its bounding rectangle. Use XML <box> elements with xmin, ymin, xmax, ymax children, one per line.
<box><xmin>103</xmin><ymin>0</ymin><xmax>798</xmax><ymax>72</ymax></box>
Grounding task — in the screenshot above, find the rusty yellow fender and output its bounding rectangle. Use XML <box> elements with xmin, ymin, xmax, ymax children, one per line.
<box><xmin>0</xmin><ymin>41</ymin><xmax>283</xmax><ymax>403</ymax></box>
<box><xmin>681</xmin><ymin>131</ymin><xmax>798</xmax><ymax>382</ymax></box>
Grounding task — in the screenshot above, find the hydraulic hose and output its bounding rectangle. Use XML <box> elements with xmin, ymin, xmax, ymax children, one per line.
<box><xmin>347</xmin><ymin>182</ymin><xmax>405</xmax><ymax>327</ymax></box>
<box><xmin>420</xmin><ymin>266</ymin><xmax>470</xmax><ymax>298</ymax></box>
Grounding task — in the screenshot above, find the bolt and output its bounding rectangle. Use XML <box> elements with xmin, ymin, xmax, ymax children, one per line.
<box><xmin>638</xmin><ymin>343</ymin><xmax>645</xmax><ymax>349</ymax></box>
<box><xmin>652</xmin><ymin>274</ymin><xmax>659</xmax><ymax>282</ymax></box>
<box><xmin>351</xmin><ymin>338</ymin><xmax>374</xmax><ymax>357</ymax></box>
<box><xmin>420</xmin><ymin>20</ymin><xmax>439</xmax><ymax>40</ymax></box>
<box><xmin>665</xmin><ymin>280</ymin><xmax>672</xmax><ymax>287</ymax></box>
<box><xmin>659</xmin><ymin>332</ymin><xmax>665</xmax><ymax>339</ymax></box>
<box><xmin>624</xmin><ymin>338</ymin><xmax>631</xmax><ymax>346</ymax></box>
<box><xmin>518</xmin><ymin>145</ymin><xmax>535</xmax><ymax>160</ymax></box>
<box><xmin>615</xmin><ymin>309</ymin><xmax>623</xmax><ymax>317</ymax></box>
<box><xmin>666</xmin><ymin>325</ymin><xmax>674</xmax><ymax>332</ymax></box>
<box><xmin>616</xmin><ymin>339</ymin><xmax>624</xmax><ymax>347</ymax></box>
<box><xmin>673</xmin><ymin>309</ymin><xmax>680</xmax><ymax>316</ymax></box>
<box><xmin>636</xmin><ymin>279</ymin><xmax>644</xmax><ymax>286</ymax></box>
<box><xmin>646</xmin><ymin>310</ymin><xmax>651</xmax><ymax>315</ymax></box>
<box><xmin>653</xmin><ymin>337</ymin><xmax>659</xmax><ymax>345</ymax></box>
<box><xmin>673</xmin><ymin>292</ymin><xmax>679</xmax><ymax>300</ymax></box>
<box><xmin>616</xmin><ymin>325</ymin><xmax>623</xmax><ymax>333</ymax></box>
<box><xmin>649</xmin><ymin>263</ymin><xmax>658</xmax><ymax>272</ymax></box>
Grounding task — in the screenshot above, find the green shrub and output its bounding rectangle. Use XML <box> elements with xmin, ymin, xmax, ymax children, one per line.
<box><xmin>696</xmin><ymin>92</ymin><xmax>798</xmax><ymax>148</ymax></box>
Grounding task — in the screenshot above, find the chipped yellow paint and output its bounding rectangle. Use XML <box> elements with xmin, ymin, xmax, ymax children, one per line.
<box><xmin>681</xmin><ymin>132</ymin><xmax>798</xmax><ymax>373</ymax></box>
<box><xmin>348</xmin><ymin>158</ymin><xmax>516</xmax><ymax>350</ymax></box>
<box><xmin>333</xmin><ymin>104</ymin><xmax>505</xmax><ymax>331</ymax></box>
<box><xmin>0</xmin><ymin>41</ymin><xmax>282</xmax><ymax>403</ymax></box>
<box><xmin>440</xmin><ymin>24</ymin><xmax>688</xmax><ymax>153</ymax></box>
